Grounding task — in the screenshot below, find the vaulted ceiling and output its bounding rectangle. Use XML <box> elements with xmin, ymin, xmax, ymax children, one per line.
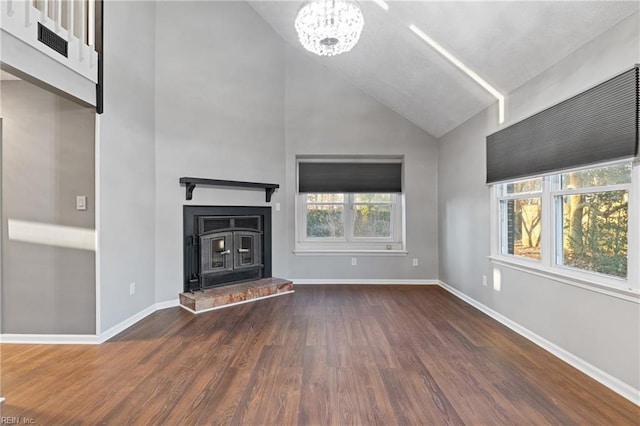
<box><xmin>249</xmin><ymin>1</ymin><xmax>639</xmax><ymax>138</ymax></box>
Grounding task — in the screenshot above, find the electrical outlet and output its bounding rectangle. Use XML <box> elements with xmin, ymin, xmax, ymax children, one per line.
<box><xmin>412</xmin><ymin>258</ymin><xmax>419</xmax><ymax>267</ymax></box>
<box><xmin>482</xmin><ymin>275</ymin><xmax>488</xmax><ymax>287</ymax></box>
<box><xmin>129</xmin><ymin>282</ymin><xmax>135</xmax><ymax>295</ymax></box>
<box><xmin>351</xmin><ymin>257</ymin><xmax>357</xmax><ymax>266</ymax></box>
<box><xmin>275</xmin><ymin>202</ymin><xmax>281</xmax><ymax>211</ymax></box>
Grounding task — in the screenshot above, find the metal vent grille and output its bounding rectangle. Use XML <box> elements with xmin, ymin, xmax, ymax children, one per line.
<box><xmin>635</xmin><ymin>66</ymin><xmax>640</xmax><ymax>155</ymax></box>
<box><xmin>202</xmin><ymin>268</ymin><xmax>262</xmax><ymax>288</ymax></box>
<box><xmin>38</xmin><ymin>23</ymin><xmax>68</xmax><ymax>57</ymax></box>
<box><xmin>234</xmin><ymin>217</ymin><xmax>260</xmax><ymax>231</ymax></box>
<box><xmin>201</xmin><ymin>218</ymin><xmax>232</xmax><ymax>233</ymax></box>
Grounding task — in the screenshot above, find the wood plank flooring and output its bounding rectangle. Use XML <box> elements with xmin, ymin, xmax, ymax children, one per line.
<box><xmin>1</xmin><ymin>285</ymin><xmax>638</xmax><ymax>425</ymax></box>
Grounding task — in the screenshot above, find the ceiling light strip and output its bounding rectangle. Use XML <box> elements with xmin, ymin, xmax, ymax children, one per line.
<box><xmin>409</xmin><ymin>24</ymin><xmax>505</xmax><ymax>123</ymax></box>
<box><xmin>371</xmin><ymin>0</ymin><xmax>389</xmax><ymax>11</ymax></box>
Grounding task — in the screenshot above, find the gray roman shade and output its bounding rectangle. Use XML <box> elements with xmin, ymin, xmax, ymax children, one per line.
<box><xmin>298</xmin><ymin>161</ymin><xmax>402</xmax><ymax>193</ymax></box>
<box><xmin>486</xmin><ymin>66</ymin><xmax>639</xmax><ymax>183</ymax></box>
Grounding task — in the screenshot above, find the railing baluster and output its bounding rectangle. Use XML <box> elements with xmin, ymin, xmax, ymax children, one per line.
<box><xmin>78</xmin><ymin>0</ymin><xmax>85</xmax><ymax>60</ymax></box>
<box><xmin>88</xmin><ymin>0</ymin><xmax>95</xmax><ymax>67</ymax></box>
<box><xmin>87</xmin><ymin>0</ymin><xmax>94</xmax><ymax>47</ymax></box>
<box><xmin>41</xmin><ymin>0</ymin><xmax>47</xmax><ymax>23</ymax></box>
<box><xmin>55</xmin><ymin>0</ymin><xmax>62</xmax><ymax>32</ymax></box>
<box><xmin>68</xmin><ymin>0</ymin><xmax>74</xmax><ymax>41</ymax></box>
<box><xmin>25</xmin><ymin>0</ymin><xmax>32</xmax><ymax>27</ymax></box>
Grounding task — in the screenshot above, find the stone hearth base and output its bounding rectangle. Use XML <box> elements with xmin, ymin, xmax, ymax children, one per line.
<box><xmin>179</xmin><ymin>277</ymin><xmax>294</xmax><ymax>313</ymax></box>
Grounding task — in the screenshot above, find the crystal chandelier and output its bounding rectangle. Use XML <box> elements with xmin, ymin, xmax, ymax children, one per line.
<box><xmin>294</xmin><ymin>0</ymin><xmax>365</xmax><ymax>57</ymax></box>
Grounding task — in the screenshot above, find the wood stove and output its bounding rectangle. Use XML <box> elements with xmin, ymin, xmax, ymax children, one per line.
<box><xmin>183</xmin><ymin>206</ymin><xmax>272</xmax><ymax>292</ymax></box>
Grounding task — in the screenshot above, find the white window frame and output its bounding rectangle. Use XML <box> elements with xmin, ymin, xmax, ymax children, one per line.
<box><xmin>490</xmin><ymin>159</ymin><xmax>639</xmax><ymax>299</ymax></box>
<box><xmin>296</xmin><ymin>192</ymin><xmax>404</xmax><ymax>253</ymax></box>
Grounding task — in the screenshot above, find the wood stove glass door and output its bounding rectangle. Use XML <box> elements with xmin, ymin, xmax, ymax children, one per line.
<box><xmin>200</xmin><ymin>232</ymin><xmax>233</xmax><ymax>274</ymax></box>
<box><xmin>234</xmin><ymin>232</ymin><xmax>261</xmax><ymax>269</ymax></box>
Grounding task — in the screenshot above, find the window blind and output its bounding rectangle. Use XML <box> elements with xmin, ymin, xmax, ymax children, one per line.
<box><xmin>298</xmin><ymin>161</ymin><xmax>402</xmax><ymax>193</ymax></box>
<box><xmin>486</xmin><ymin>66</ymin><xmax>639</xmax><ymax>184</ymax></box>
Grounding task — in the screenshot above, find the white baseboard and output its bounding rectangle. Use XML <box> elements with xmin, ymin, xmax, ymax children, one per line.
<box><xmin>180</xmin><ymin>290</ymin><xmax>295</xmax><ymax>315</ymax></box>
<box><xmin>0</xmin><ymin>333</ymin><xmax>99</xmax><ymax>344</ymax></box>
<box><xmin>97</xmin><ymin>304</ymin><xmax>158</xmax><ymax>343</ymax></box>
<box><xmin>438</xmin><ymin>280</ymin><xmax>640</xmax><ymax>407</ymax></box>
<box><xmin>155</xmin><ymin>299</ymin><xmax>180</xmax><ymax>310</ymax></box>
<box><xmin>291</xmin><ymin>279</ymin><xmax>439</xmax><ymax>285</ymax></box>
<box><xmin>1</xmin><ymin>299</ymin><xmax>181</xmax><ymax>345</ymax></box>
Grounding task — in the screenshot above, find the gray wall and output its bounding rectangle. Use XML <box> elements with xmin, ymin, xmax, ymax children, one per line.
<box><xmin>0</xmin><ymin>120</ymin><xmax>3</xmax><ymax>336</ymax></box>
<box><xmin>285</xmin><ymin>48</ymin><xmax>439</xmax><ymax>280</ymax></box>
<box><xmin>438</xmin><ymin>12</ymin><xmax>640</xmax><ymax>391</ymax></box>
<box><xmin>153</xmin><ymin>1</ymin><xmax>439</xmax><ymax>300</ymax></box>
<box><xmin>98</xmin><ymin>1</ymin><xmax>156</xmax><ymax>333</ymax></box>
<box><xmin>154</xmin><ymin>1</ymin><xmax>286</xmax><ymax>303</ymax></box>
<box><xmin>1</xmin><ymin>79</ymin><xmax>95</xmax><ymax>334</ymax></box>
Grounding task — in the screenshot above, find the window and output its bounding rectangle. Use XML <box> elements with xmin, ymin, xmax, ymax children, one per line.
<box><xmin>305</xmin><ymin>193</ymin><xmax>345</xmax><ymax>238</ymax></box>
<box><xmin>296</xmin><ymin>158</ymin><xmax>405</xmax><ymax>252</ymax></box>
<box><xmin>353</xmin><ymin>193</ymin><xmax>393</xmax><ymax>238</ymax></box>
<box><xmin>299</xmin><ymin>193</ymin><xmax>402</xmax><ymax>251</ymax></box>
<box><xmin>498</xmin><ymin>178</ymin><xmax>543</xmax><ymax>261</ymax></box>
<box><xmin>493</xmin><ymin>161</ymin><xmax>636</xmax><ymax>289</ymax></box>
<box><xmin>554</xmin><ymin>163</ymin><xmax>631</xmax><ymax>278</ymax></box>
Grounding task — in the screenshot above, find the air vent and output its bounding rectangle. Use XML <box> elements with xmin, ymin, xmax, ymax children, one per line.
<box><xmin>201</xmin><ymin>218</ymin><xmax>232</xmax><ymax>233</ymax></box>
<box><xmin>37</xmin><ymin>23</ymin><xmax>68</xmax><ymax>57</ymax></box>
<box><xmin>234</xmin><ymin>217</ymin><xmax>260</xmax><ymax>231</ymax></box>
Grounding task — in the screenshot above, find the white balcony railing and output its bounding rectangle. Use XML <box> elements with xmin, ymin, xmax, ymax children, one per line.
<box><xmin>1</xmin><ymin>0</ymin><xmax>98</xmax><ymax>83</ymax></box>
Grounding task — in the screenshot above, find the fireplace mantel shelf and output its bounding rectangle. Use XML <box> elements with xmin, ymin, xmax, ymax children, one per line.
<box><xmin>179</xmin><ymin>177</ymin><xmax>279</xmax><ymax>202</ymax></box>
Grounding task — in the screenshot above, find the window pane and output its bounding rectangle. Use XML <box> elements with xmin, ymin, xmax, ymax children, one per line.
<box><xmin>501</xmin><ymin>198</ymin><xmax>542</xmax><ymax>260</ymax></box>
<box><xmin>354</xmin><ymin>193</ymin><xmax>392</xmax><ymax>203</ymax></box>
<box><xmin>505</xmin><ymin>178</ymin><xmax>542</xmax><ymax>194</ymax></box>
<box><xmin>561</xmin><ymin>163</ymin><xmax>631</xmax><ymax>189</ymax></box>
<box><xmin>354</xmin><ymin>205</ymin><xmax>391</xmax><ymax>238</ymax></box>
<box><xmin>307</xmin><ymin>193</ymin><xmax>344</xmax><ymax>203</ymax></box>
<box><xmin>560</xmin><ymin>190</ymin><xmax>628</xmax><ymax>277</ymax></box>
<box><xmin>306</xmin><ymin>205</ymin><xmax>344</xmax><ymax>238</ymax></box>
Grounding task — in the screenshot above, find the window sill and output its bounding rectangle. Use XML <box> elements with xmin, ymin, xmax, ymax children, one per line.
<box><xmin>488</xmin><ymin>255</ymin><xmax>640</xmax><ymax>303</ymax></box>
<box><xmin>294</xmin><ymin>250</ymin><xmax>408</xmax><ymax>256</ymax></box>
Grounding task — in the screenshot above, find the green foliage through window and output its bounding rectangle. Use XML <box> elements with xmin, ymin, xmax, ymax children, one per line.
<box><xmin>498</xmin><ymin>162</ymin><xmax>632</xmax><ymax>279</ymax></box>
<box><xmin>305</xmin><ymin>193</ymin><xmax>394</xmax><ymax>240</ymax></box>
<box><xmin>306</xmin><ymin>205</ymin><xmax>344</xmax><ymax>238</ymax></box>
<box><xmin>560</xmin><ymin>190</ymin><xmax>628</xmax><ymax>277</ymax></box>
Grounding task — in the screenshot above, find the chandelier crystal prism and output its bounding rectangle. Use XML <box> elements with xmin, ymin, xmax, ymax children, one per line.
<box><xmin>294</xmin><ymin>0</ymin><xmax>365</xmax><ymax>57</ymax></box>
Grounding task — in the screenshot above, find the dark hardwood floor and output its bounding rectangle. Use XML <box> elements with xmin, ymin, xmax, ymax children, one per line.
<box><xmin>1</xmin><ymin>285</ymin><xmax>638</xmax><ymax>425</ymax></box>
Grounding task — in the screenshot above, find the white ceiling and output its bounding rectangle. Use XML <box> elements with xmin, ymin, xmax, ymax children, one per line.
<box><xmin>249</xmin><ymin>1</ymin><xmax>639</xmax><ymax>138</ymax></box>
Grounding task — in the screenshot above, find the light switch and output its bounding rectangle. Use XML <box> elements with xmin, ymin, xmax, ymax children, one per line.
<box><xmin>76</xmin><ymin>196</ymin><xmax>87</xmax><ymax>211</ymax></box>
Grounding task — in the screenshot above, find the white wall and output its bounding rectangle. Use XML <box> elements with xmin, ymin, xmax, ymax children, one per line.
<box><xmin>438</xmin><ymin>12</ymin><xmax>640</xmax><ymax>392</ymax></box>
<box><xmin>154</xmin><ymin>1</ymin><xmax>286</xmax><ymax>303</ymax></box>
<box><xmin>285</xmin><ymin>48</ymin><xmax>439</xmax><ymax>280</ymax></box>
<box><xmin>98</xmin><ymin>1</ymin><xmax>156</xmax><ymax>333</ymax></box>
